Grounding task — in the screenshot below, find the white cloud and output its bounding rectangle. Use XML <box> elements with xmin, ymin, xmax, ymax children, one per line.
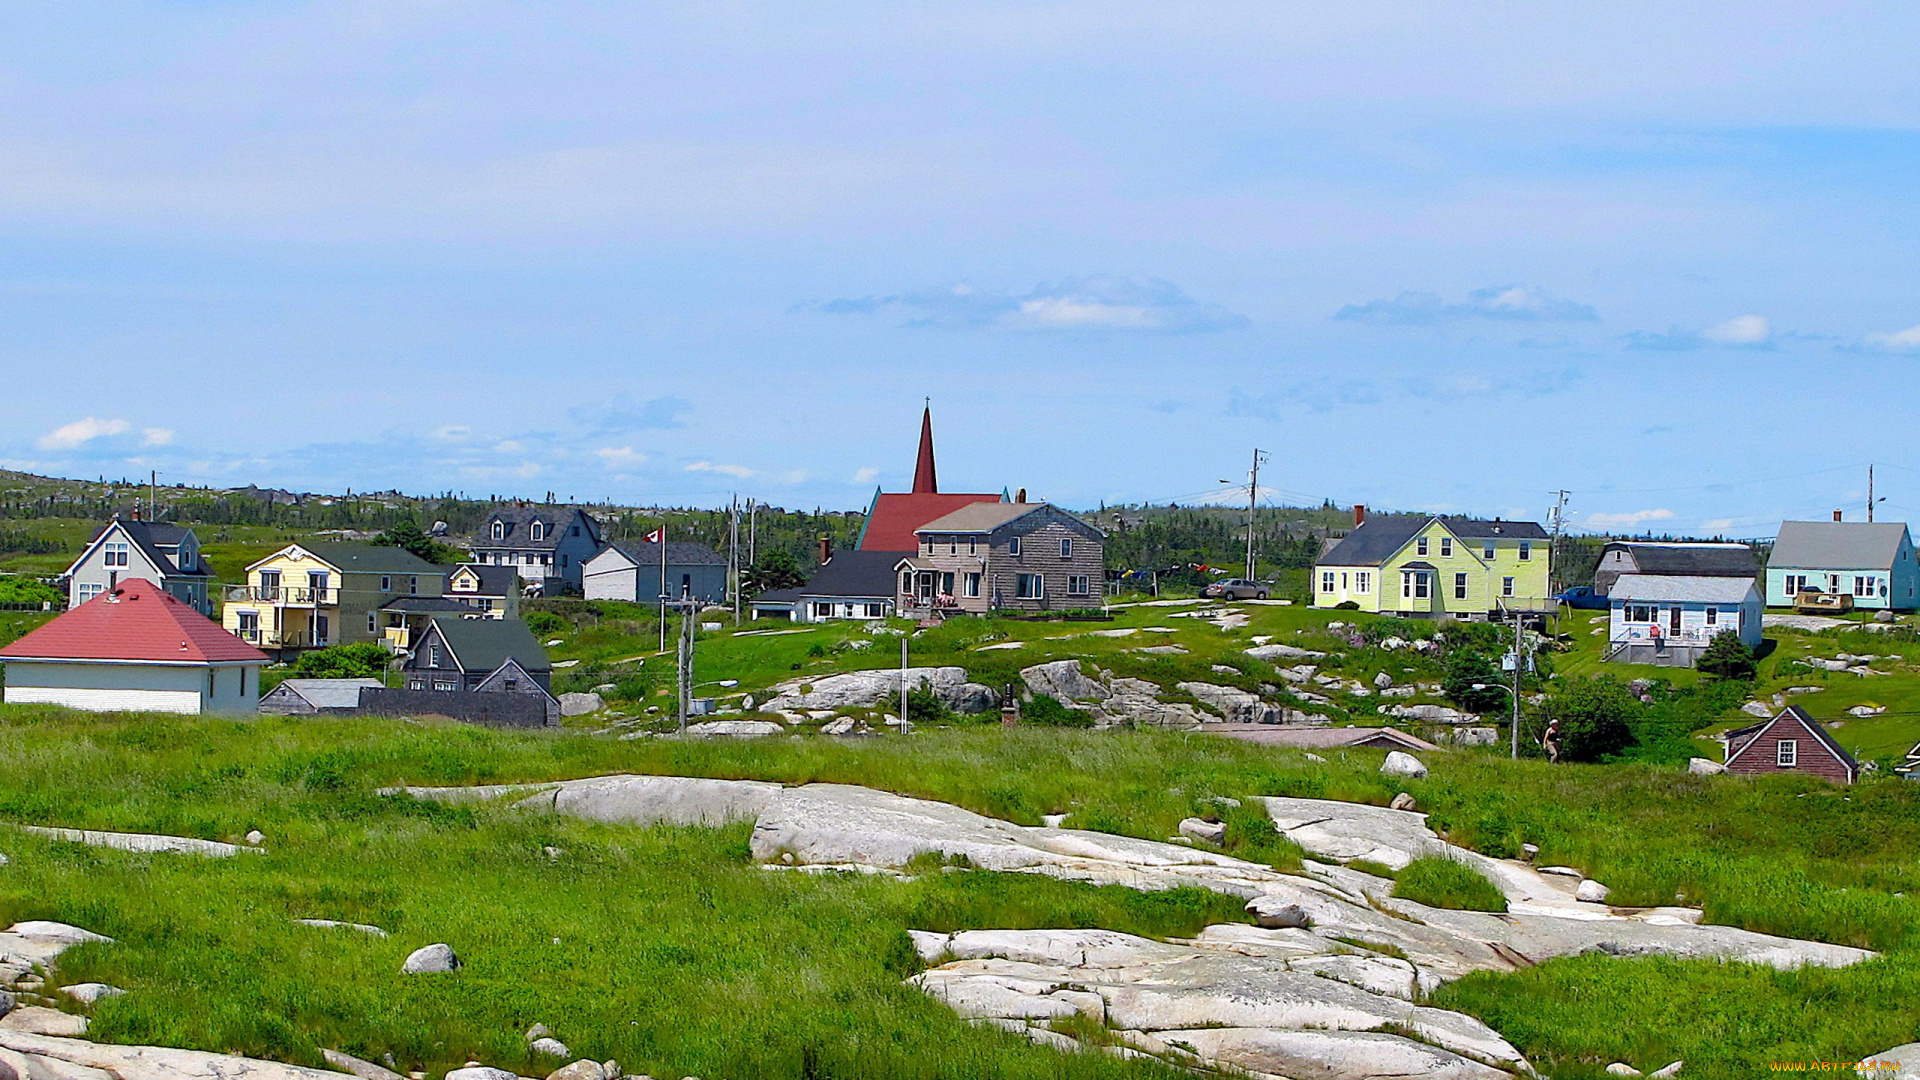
<box><xmin>1010</xmin><ymin>296</ymin><xmax>1157</xmax><ymax>329</ymax></box>
<box><xmin>432</xmin><ymin>425</ymin><xmax>471</xmax><ymax>442</ymax></box>
<box><xmin>1702</xmin><ymin>518</ymin><xmax>1735</xmax><ymax>531</ymax></box>
<box><xmin>815</xmin><ymin>275</ymin><xmax>1247</xmax><ymax>334</ymax></box>
<box><xmin>851</xmin><ymin>466</ymin><xmax>880</xmax><ymax>484</ymax></box>
<box><xmin>37</xmin><ymin>417</ymin><xmax>130</xmax><ymax>450</ymax></box>
<box><xmin>686</xmin><ymin>460</ymin><xmax>754</xmax><ymax>479</ymax></box>
<box><xmin>1864</xmin><ymin>323</ymin><xmax>1920</xmax><ymax>351</ymax></box>
<box><xmin>1587</xmin><ymin>508</ymin><xmax>1675</xmax><ymax>527</ymax></box>
<box><xmin>1702</xmin><ymin>314</ymin><xmax>1771</xmax><ymax>346</ymax></box>
<box><xmin>595</xmin><ymin>446</ymin><xmax>646</xmax><ymax>469</ymax></box>
<box><xmin>493</xmin><ymin>439</ymin><xmax>525</xmax><ymax>454</ymax></box>
<box><xmin>140</xmin><ymin>427</ymin><xmax>175</xmax><ymax>447</ymax></box>
<box><xmin>1336</xmin><ymin>284</ymin><xmax>1598</xmax><ymax>326</ymax></box>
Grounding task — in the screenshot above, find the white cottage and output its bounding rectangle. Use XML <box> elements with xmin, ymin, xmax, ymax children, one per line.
<box><xmin>0</xmin><ymin>579</ymin><xmax>267</xmax><ymax>714</ymax></box>
<box><xmin>1606</xmin><ymin>573</ymin><xmax>1762</xmax><ymax>667</ymax></box>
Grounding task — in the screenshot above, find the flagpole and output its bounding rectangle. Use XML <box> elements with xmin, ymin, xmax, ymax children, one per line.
<box><xmin>658</xmin><ymin>518</ymin><xmax>668</xmax><ymax>653</ymax></box>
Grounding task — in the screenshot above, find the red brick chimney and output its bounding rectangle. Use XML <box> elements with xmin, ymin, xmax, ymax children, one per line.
<box><xmin>1834</xmin><ymin>509</ymin><xmax>1844</xmax><ymax>522</ymax></box>
<box><xmin>1353</xmin><ymin>504</ymin><xmax>1367</xmax><ymax>527</ymax></box>
<box><xmin>818</xmin><ymin>535</ymin><xmax>833</xmax><ymax>564</ymax></box>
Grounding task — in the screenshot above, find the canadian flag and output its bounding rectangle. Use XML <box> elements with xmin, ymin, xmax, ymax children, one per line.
<box><xmin>644</xmin><ymin>528</ymin><xmax>664</xmax><ymax>543</ymax></box>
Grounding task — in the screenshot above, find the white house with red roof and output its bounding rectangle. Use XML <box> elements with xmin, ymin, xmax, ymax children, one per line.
<box><xmin>0</xmin><ymin>579</ymin><xmax>268</xmax><ymax>714</ymax></box>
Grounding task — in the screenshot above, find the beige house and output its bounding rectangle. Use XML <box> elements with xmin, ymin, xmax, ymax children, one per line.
<box><xmin>223</xmin><ymin>543</ymin><xmax>447</xmax><ymax>653</ymax></box>
<box><xmin>896</xmin><ymin>503</ymin><xmax>1105</xmax><ymax>617</ymax></box>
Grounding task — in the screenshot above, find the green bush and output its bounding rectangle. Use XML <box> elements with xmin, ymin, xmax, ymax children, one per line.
<box><xmin>1333</xmin><ymin>600</ymin><xmax>1359</xmax><ymax>610</ymax></box>
<box><xmin>524</xmin><ymin>611</ymin><xmax>567</xmax><ymax>637</ymax></box>
<box><xmin>0</xmin><ymin>577</ymin><xmax>62</xmax><ymax>606</ymax></box>
<box><xmin>1391</xmin><ymin>855</ymin><xmax>1508</xmax><ymax>912</ymax></box>
<box><xmin>289</xmin><ymin>642</ymin><xmax>393</xmax><ymax>679</ymax></box>
<box><xmin>902</xmin><ymin>684</ymin><xmax>954</xmax><ymax>726</ymax></box>
<box><xmin>1443</xmin><ymin>649</ymin><xmax>1510</xmax><ymax>714</ymax></box>
<box><xmin>1548</xmin><ymin>676</ymin><xmax>1641</xmax><ymax>762</ymax></box>
<box><xmin>1020</xmin><ymin>694</ymin><xmax>1092</xmax><ymax>728</ymax></box>
<box><xmin>1696</xmin><ymin>630</ymin><xmax>1757</xmax><ymax>681</ymax></box>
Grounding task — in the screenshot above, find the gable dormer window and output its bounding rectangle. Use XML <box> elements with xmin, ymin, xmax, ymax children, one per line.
<box><xmin>490</xmin><ymin>521</ymin><xmax>506</xmax><ymax>541</ymax></box>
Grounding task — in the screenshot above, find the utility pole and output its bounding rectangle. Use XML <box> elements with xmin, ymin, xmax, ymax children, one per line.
<box><xmin>149</xmin><ymin>471</ymin><xmax>158</xmax><ymax>521</ymax></box>
<box><xmin>1509</xmin><ymin>609</ymin><xmax>1524</xmax><ymax>760</ymax></box>
<box><xmin>1869</xmin><ymin>464</ymin><xmax>1876</xmax><ymax>523</ymax></box>
<box><xmin>899</xmin><ymin>635</ymin><xmax>909</xmax><ymax>734</ymax></box>
<box><xmin>1546</xmin><ymin>489</ymin><xmax>1570</xmax><ymax>593</ymax></box>
<box><xmin>676</xmin><ymin>585</ymin><xmax>696</xmax><ymax>734</ymax></box>
<box><xmin>1244</xmin><ymin>448</ymin><xmax>1266</xmax><ymax>580</ymax></box>
<box><xmin>729</xmin><ymin>493</ymin><xmax>741</xmax><ymax>624</ymax></box>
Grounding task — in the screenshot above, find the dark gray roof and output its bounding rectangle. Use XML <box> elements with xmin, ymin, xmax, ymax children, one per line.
<box><xmin>379</xmin><ymin>596</ymin><xmax>475</xmax><ymax>613</ymax></box>
<box><xmin>449</xmin><ymin>563</ymin><xmax>519</xmax><ymax>595</ymax></box>
<box><xmin>269</xmin><ymin>678</ymin><xmax>381</xmax><ymax>709</ymax></box>
<box><xmin>799</xmin><ymin>549</ymin><xmax>906</xmax><ymax>599</ymax></box>
<box><xmin>1317</xmin><ymin>514</ymin><xmax>1548</xmax><ymax>567</ymax></box>
<box><xmin>601</xmin><ymin>540</ymin><xmax>725</xmax><ymax>566</ymax></box>
<box><xmin>1770</xmin><ymin>521</ymin><xmax>1911</xmax><ymax>570</ymax></box>
<box><xmin>472</xmin><ymin>506</ymin><xmax>597</xmax><ymax>551</ymax></box>
<box><xmin>425</xmin><ymin>617</ymin><xmax>551</xmax><ymax>674</ymax></box>
<box><xmin>750</xmin><ymin>588</ymin><xmax>800</xmax><ymax>606</ymax></box>
<box><xmin>1605</xmin><ymin>542</ymin><xmax>1758</xmax><ymax>578</ymax></box>
<box><xmin>89</xmin><ymin>519</ymin><xmax>208</xmax><ymax>577</ymax></box>
<box><xmin>298</xmin><ymin>543</ymin><xmax>444</xmax><ymax>575</ymax></box>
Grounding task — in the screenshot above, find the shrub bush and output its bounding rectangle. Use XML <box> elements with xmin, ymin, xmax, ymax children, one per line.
<box><xmin>290</xmin><ymin>642</ymin><xmax>393</xmax><ymax>679</ymax></box>
<box><xmin>1019</xmin><ymin>694</ymin><xmax>1093</xmax><ymax>727</ymax></box>
<box><xmin>1697</xmin><ymin>630</ymin><xmax>1757</xmax><ymax>681</ymax></box>
<box><xmin>523</xmin><ymin>611</ymin><xmax>567</xmax><ymax>636</ymax></box>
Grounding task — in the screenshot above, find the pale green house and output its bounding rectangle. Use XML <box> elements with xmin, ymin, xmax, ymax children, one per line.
<box><xmin>1314</xmin><ymin>510</ymin><xmax>1553</xmax><ymax>618</ymax></box>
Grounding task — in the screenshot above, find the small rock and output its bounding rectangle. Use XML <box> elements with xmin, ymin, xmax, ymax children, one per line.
<box><xmin>296</xmin><ymin>918</ymin><xmax>388</xmax><ymax>937</ymax></box>
<box><xmin>1388</xmin><ymin>793</ymin><xmax>1417</xmax><ymax>812</ymax></box>
<box><xmin>0</xmin><ymin>990</ymin><xmax>13</xmax><ymax>1018</ymax></box>
<box><xmin>1687</xmin><ymin>758</ymin><xmax>1726</xmax><ymax>776</ymax></box>
<box><xmin>1373</xmin><ymin>672</ymin><xmax>1393</xmax><ymax>689</ymax></box>
<box><xmin>1740</xmin><ymin>701</ymin><xmax>1772</xmax><ymax>718</ymax></box>
<box><xmin>1041</xmin><ymin>814</ymin><xmax>1068</xmax><ymax>828</ymax></box>
<box><xmin>544</xmin><ymin>846</ymin><xmax>565</xmax><ymax>861</ymax></box>
<box><xmin>525</xmin><ymin>1024</ymin><xmax>552</xmax><ymax>1042</ymax></box>
<box><xmin>1539</xmin><ymin>865</ymin><xmax>1582</xmax><ymax>877</ymax></box>
<box><xmin>1605</xmin><ymin>1065</ymin><xmax>1643</xmax><ymax>1077</ymax></box>
<box><xmin>322</xmin><ymin>1049</ymin><xmax>405</xmax><ymax>1080</ymax></box>
<box><xmin>1520</xmin><ymin>843</ymin><xmax>1539</xmax><ymax>861</ymax></box>
<box><xmin>445</xmin><ymin>1069</ymin><xmax>516</xmax><ymax>1080</ymax></box>
<box><xmin>1380</xmin><ymin>751</ymin><xmax>1427</xmax><ymax>778</ymax></box>
<box><xmin>1576</xmin><ymin>879</ymin><xmax>1613</xmax><ymax>904</ymax></box>
<box><xmin>1651</xmin><ymin>1062</ymin><xmax>1683</xmax><ymax>1079</ymax></box>
<box><xmin>1848</xmin><ymin>704</ymin><xmax>1886</xmax><ymax>717</ymax></box>
<box><xmin>400</xmin><ymin>943</ymin><xmax>460</xmax><ymax>974</ymax></box>
<box><xmin>1875</xmin><ymin>609</ymin><xmax>1896</xmax><ymax>623</ymax></box>
<box><xmin>245</xmin><ymin>830</ymin><xmax>265</xmax><ymax>845</ymax></box>
<box><xmin>546</xmin><ymin>639</ymin><xmax>564</xmax><ymax>647</ymax></box>
<box><xmin>1177</xmin><ymin>817</ymin><xmax>1226</xmax><ymax>845</ymax></box>
<box><xmin>57</xmin><ymin>982</ymin><xmax>124</xmax><ymax>1006</ymax></box>
<box><xmin>529</xmin><ymin>1038</ymin><xmax>571</xmax><ymax>1059</ymax></box>
<box><xmin>0</xmin><ymin>1005</ymin><xmax>88</xmax><ymax>1036</ymax></box>
<box><xmin>1302</xmin><ymin>752</ymin><xmax>1326</xmax><ymax>763</ymax></box>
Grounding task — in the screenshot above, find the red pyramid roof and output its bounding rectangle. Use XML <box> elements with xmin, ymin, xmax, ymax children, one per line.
<box><xmin>0</xmin><ymin>578</ymin><xmax>267</xmax><ymax>664</ymax></box>
<box><xmin>859</xmin><ymin>492</ymin><xmax>1004</xmax><ymax>551</ymax></box>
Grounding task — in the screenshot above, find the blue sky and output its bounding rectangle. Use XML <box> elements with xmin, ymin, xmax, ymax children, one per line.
<box><xmin>4</xmin><ymin>2</ymin><xmax>1920</xmax><ymax>537</ymax></box>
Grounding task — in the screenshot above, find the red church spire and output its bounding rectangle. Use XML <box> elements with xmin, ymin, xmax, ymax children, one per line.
<box><xmin>912</xmin><ymin>401</ymin><xmax>938</xmax><ymax>494</ymax></box>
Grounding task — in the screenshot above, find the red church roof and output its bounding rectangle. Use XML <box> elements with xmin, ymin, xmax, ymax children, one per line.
<box><xmin>0</xmin><ymin>579</ymin><xmax>267</xmax><ymax>664</ymax></box>
<box><xmin>859</xmin><ymin>492</ymin><xmax>1006</xmax><ymax>551</ymax></box>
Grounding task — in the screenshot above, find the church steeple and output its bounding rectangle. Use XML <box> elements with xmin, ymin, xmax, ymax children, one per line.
<box><xmin>912</xmin><ymin>401</ymin><xmax>939</xmax><ymax>494</ymax></box>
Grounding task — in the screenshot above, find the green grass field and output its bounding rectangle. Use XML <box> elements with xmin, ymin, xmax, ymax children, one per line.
<box><xmin>2</xmin><ymin>709</ymin><xmax>1920</xmax><ymax>1079</ymax></box>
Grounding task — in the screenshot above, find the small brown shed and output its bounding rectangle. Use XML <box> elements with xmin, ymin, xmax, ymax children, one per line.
<box><xmin>1723</xmin><ymin>705</ymin><xmax>1859</xmax><ymax>785</ymax></box>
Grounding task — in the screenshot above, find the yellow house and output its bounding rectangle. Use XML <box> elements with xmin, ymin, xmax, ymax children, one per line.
<box><xmin>223</xmin><ymin>543</ymin><xmax>447</xmax><ymax>653</ymax></box>
<box><xmin>1313</xmin><ymin>509</ymin><xmax>1552</xmax><ymax>618</ymax></box>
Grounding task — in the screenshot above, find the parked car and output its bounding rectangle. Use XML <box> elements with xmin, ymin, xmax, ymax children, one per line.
<box><xmin>1203</xmin><ymin>579</ymin><xmax>1270</xmax><ymax>600</ymax></box>
<box><xmin>1555</xmin><ymin>586</ymin><xmax>1609</xmax><ymax>610</ymax></box>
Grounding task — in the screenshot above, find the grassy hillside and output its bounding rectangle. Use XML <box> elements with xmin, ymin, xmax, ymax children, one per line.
<box><xmin>0</xmin><ymin>712</ymin><xmax>1916</xmax><ymax>1080</ymax></box>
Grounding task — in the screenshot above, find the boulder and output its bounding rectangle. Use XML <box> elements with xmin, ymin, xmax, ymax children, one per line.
<box><xmin>1147</xmin><ymin>1028</ymin><xmax>1511</xmax><ymax>1080</ymax></box>
<box><xmin>1651</xmin><ymin>1062</ymin><xmax>1684</xmax><ymax>1079</ymax></box>
<box><xmin>1177</xmin><ymin>818</ymin><xmax>1227</xmax><ymax>846</ymax></box>
<box><xmin>1848</xmin><ymin>705</ymin><xmax>1886</xmax><ymax>718</ymax></box>
<box><xmin>1019</xmin><ymin>660</ymin><xmax>1104</xmax><ymax>702</ymax></box>
<box><xmin>1606</xmin><ymin>1065</ymin><xmax>1643</xmax><ymax>1077</ymax></box>
<box><xmin>1875</xmin><ymin>609</ymin><xmax>1897</xmax><ymax>623</ymax></box>
<box><xmin>1859</xmin><ymin>1045</ymin><xmax>1920</xmax><ymax>1076</ymax></box>
<box><xmin>445</xmin><ymin>1069</ymin><xmax>516</xmax><ymax>1080</ymax></box>
<box><xmin>1245</xmin><ymin>644</ymin><xmax>1326</xmax><ymax>662</ymax></box>
<box><xmin>0</xmin><ymin>1031</ymin><xmax>349</xmax><ymax>1080</ymax></box>
<box><xmin>1740</xmin><ymin>701</ymin><xmax>1772</xmax><ymax>718</ymax></box>
<box><xmin>760</xmin><ymin>668</ymin><xmax>998</xmax><ymax>713</ymax></box>
<box><xmin>321</xmin><ymin>1050</ymin><xmax>404</xmax><ymax>1080</ymax></box>
<box><xmin>16</xmin><ymin>826</ymin><xmax>257</xmax><ymax>858</ymax></box>
<box><xmin>528</xmin><ymin>1038</ymin><xmax>571</xmax><ymax>1059</ymax></box>
<box><xmin>55</xmin><ymin>985</ymin><xmax>122</xmax><ymax>1006</ymax></box>
<box><xmin>1373</xmin><ymin>673</ymin><xmax>1394</xmax><ymax>689</ymax></box>
<box><xmin>1384</xmin><ymin>704</ymin><xmax>1479</xmax><ymax>725</ymax></box>
<box><xmin>400</xmin><ymin>943</ymin><xmax>460</xmax><ymax>974</ymax></box>
<box><xmin>1380</xmin><ymin>752</ymin><xmax>1427</xmax><ymax>779</ymax></box>
<box><xmin>1686</xmin><ymin>758</ymin><xmax>1725</xmax><ymax>776</ymax></box>
<box><xmin>685</xmin><ymin>720</ymin><xmax>785</xmax><ymax>738</ymax></box>
<box><xmin>546</xmin><ymin>1062</ymin><xmax>604</xmax><ymax>1080</ymax></box>
<box><xmin>244</xmin><ymin>830</ymin><xmax>265</xmax><ymax>846</ymax></box>
<box><xmin>1177</xmin><ymin>682</ymin><xmax>1286</xmax><ymax>725</ymax></box>
<box><xmin>1245</xmin><ymin>897</ymin><xmax>1312</xmax><ymax>928</ymax></box>
<box><xmin>819</xmin><ymin>717</ymin><xmax>860</xmax><ymax>736</ymax></box>
<box><xmin>0</xmin><ymin>991</ymin><xmax>13</xmax><ymax>1018</ymax></box>
<box><xmin>1576</xmin><ymin>880</ymin><xmax>1612</xmax><ymax>904</ymax></box>
<box><xmin>1438</xmin><ymin>727</ymin><xmax>1499</xmax><ymax>747</ymax></box>
<box><xmin>0</xmin><ymin>1008</ymin><xmax>87</xmax><ymax>1036</ymax></box>
<box><xmin>1388</xmin><ymin>793</ymin><xmax>1417</xmax><ymax>812</ymax></box>
<box><xmin>295</xmin><ymin>919</ymin><xmax>388</xmax><ymax>937</ymax></box>
<box><xmin>559</xmin><ymin>693</ymin><xmax>605</xmax><ymax>717</ymax></box>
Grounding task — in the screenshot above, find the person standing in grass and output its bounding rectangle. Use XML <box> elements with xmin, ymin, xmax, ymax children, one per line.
<box><xmin>1542</xmin><ymin>718</ymin><xmax>1563</xmax><ymax>764</ymax></box>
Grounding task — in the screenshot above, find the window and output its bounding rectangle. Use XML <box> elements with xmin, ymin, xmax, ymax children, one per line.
<box><xmin>1322</xmin><ymin>570</ymin><xmax>1336</xmax><ymax>594</ymax></box>
<box><xmin>490</xmin><ymin>521</ymin><xmax>505</xmax><ymax>540</ymax></box>
<box><xmin>968</xmin><ymin>536</ymin><xmax>978</xmax><ymax>555</ymax></box>
<box><xmin>1454</xmin><ymin>572</ymin><xmax>1468</xmax><ymax>599</ymax></box>
<box><xmin>923</xmin><ymin>535</ymin><xmax>933</xmax><ymax>553</ymax></box>
<box><xmin>433</xmin><ymin>679</ymin><xmax>457</xmax><ymax>692</ymax></box>
<box><xmin>1067</xmin><ymin>575</ymin><xmax>1090</xmax><ymax>597</ymax></box>
<box><xmin>381</xmin><ymin>575</ymin><xmax>392</xmax><ymax>591</ymax></box>
<box><xmin>530</xmin><ymin>521</ymin><xmax>546</xmax><ymax>542</ymax></box>
<box><xmin>409</xmin><ymin>576</ymin><xmax>419</xmax><ymax>595</ymax></box>
<box><xmin>208</xmin><ymin>669</ymin><xmax>217</xmax><ymax>697</ymax></box>
<box><xmin>1706</xmin><ymin>607</ymin><xmax>1718</xmax><ymax>626</ymax></box>
<box><xmin>1402</xmin><ymin>571</ymin><xmax>1429</xmax><ymax>599</ymax></box>
<box><xmin>104</xmin><ymin>542</ymin><xmax>130</xmax><ymax>568</ymax></box>
<box><xmin>1502</xmin><ymin>576</ymin><xmax>1515</xmax><ymax>597</ymax></box>
<box><xmin>236</xmin><ymin>611</ymin><xmax>258</xmax><ymax>638</ymax></box>
<box><xmin>1854</xmin><ymin>576</ymin><xmax>1877</xmax><ymax>598</ymax></box>
<box><xmin>900</xmin><ymin>571</ymin><xmax>913</xmax><ymax>594</ymax></box>
<box><xmin>1626</xmin><ymin>604</ymin><xmax>1652</xmax><ymax>623</ymax></box>
<box><xmin>940</xmin><ymin>572</ymin><xmax>955</xmax><ymax>595</ymax></box>
<box><xmin>409</xmin><ymin>679</ymin><xmax>425</xmax><ymax>691</ymax></box>
<box><xmin>815</xmin><ymin>602</ymin><xmax>836</xmax><ymax>619</ymax></box>
<box><xmin>1777</xmin><ymin>740</ymin><xmax>1797</xmax><ymax>768</ymax></box>
<box><xmin>1009</xmin><ymin>536</ymin><xmax>1022</xmax><ymax>556</ymax></box>
<box><xmin>571</xmin><ymin>525</ymin><xmax>580</xmax><ymax>536</ymax></box>
<box><xmin>1483</xmin><ymin>543</ymin><xmax>1495</xmax><ymax>560</ymax></box>
<box><xmin>368</xmin><ymin>612</ymin><xmax>377</xmax><ymax>633</ymax></box>
<box><xmin>477</xmin><ymin>599</ymin><xmax>493</xmax><ymax>612</ymax></box>
<box><xmin>1354</xmin><ymin>571</ymin><xmax>1371</xmax><ymax>594</ymax></box>
<box><xmin>948</xmin><ymin>536</ymin><xmax>957</xmax><ymax>555</ymax></box>
<box><xmin>76</xmin><ymin>583</ymin><xmax>104</xmax><ymax>603</ymax></box>
<box><xmin>1414</xmin><ymin>572</ymin><xmax>1430</xmax><ymax>599</ymax></box>
<box><xmin>1416</xmin><ymin>537</ymin><xmax>1428</xmax><ymax>556</ymax></box>
<box><xmin>427</xmin><ymin>645</ymin><xmax>440</xmax><ymax>668</ymax></box>
<box><xmin>865</xmin><ymin>603</ymin><xmax>885</xmax><ymax>618</ymax></box>
<box><xmin>963</xmin><ymin>572</ymin><xmax>981</xmax><ymax>597</ymax></box>
<box><xmin>1440</xmin><ymin>537</ymin><xmax>1453</xmax><ymax>557</ymax></box>
<box><xmin>1784</xmin><ymin>573</ymin><xmax>1806</xmax><ymax>596</ymax></box>
<box><xmin>1519</xmin><ymin>541</ymin><xmax>1531</xmax><ymax>561</ymax></box>
<box><xmin>1016</xmin><ymin>573</ymin><xmax>1044</xmax><ymax>599</ymax></box>
<box><xmin>1060</xmin><ymin>538</ymin><xmax>1073</xmax><ymax>558</ymax></box>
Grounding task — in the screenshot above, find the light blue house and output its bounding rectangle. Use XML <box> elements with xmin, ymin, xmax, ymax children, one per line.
<box><xmin>1765</xmin><ymin>519</ymin><xmax>1919</xmax><ymax>610</ymax></box>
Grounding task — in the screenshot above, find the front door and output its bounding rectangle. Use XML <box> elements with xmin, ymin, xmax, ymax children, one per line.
<box><xmin>314</xmin><ymin>614</ymin><xmax>330</xmax><ymax>646</ymax></box>
<box><xmin>918</xmin><ymin>572</ymin><xmax>935</xmax><ymax>601</ymax></box>
<box><xmin>1669</xmin><ymin>607</ymin><xmax>1682</xmax><ymax>635</ymax></box>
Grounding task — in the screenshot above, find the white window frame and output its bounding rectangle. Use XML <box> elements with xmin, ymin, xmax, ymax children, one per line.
<box><xmin>1706</xmin><ymin>607</ymin><xmax>1718</xmax><ymax>626</ymax></box>
<box><xmin>1323</xmin><ymin>570</ymin><xmax>1336</xmax><ymax>594</ymax></box>
<box><xmin>490</xmin><ymin>521</ymin><xmax>505</xmax><ymax>540</ymax></box>
<box><xmin>1016</xmin><ymin>573</ymin><xmax>1044</xmax><ymax>599</ymax></box>
<box><xmin>1067</xmin><ymin>574</ymin><xmax>1090</xmax><ymax>597</ymax></box>
<box><xmin>1483</xmin><ymin>543</ymin><xmax>1495</xmax><ymax>560</ymax></box>
<box><xmin>1440</xmin><ymin>537</ymin><xmax>1453</xmax><ymax>557</ymax></box>
<box><xmin>1354</xmin><ymin>571</ymin><xmax>1371</xmax><ymax>594</ymax></box>
<box><xmin>1009</xmin><ymin>536</ymin><xmax>1022</xmax><ymax>556</ymax></box>
<box><xmin>1519</xmin><ymin>541</ymin><xmax>1531</xmax><ymax>561</ymax></box>
<box><xmin>1502</xmin><ymin>576</ymin><xmax>1515</xmax><ymax>597</ymax></box>
<box><xmin>1454</xmin><ymin>572</ymin><xmax>1468</xmax><ymax>600</ymax></box>
<box><xmin>1060</xmin><ymin>538</ymin><xmax>1073</xmax><ymax>558</ymax></box>
<box><xmin>1777</xmin><ymin>740</ymin><xmax>1797</xmax><ymax>767</ymax></box>
<box><xmin>1416</xmin><ymin>537</ymin><xmax>1428</xmax><ymax>556</ymax></box>
<box><xmin>530</xmin><ymin>521</ymin><xmax>546</xmax><ymax>542</ymax></box>
<box><xmin>963</xmin><ymin>572</ymin><xmax>981</xmax><ymax>598</ymax></box>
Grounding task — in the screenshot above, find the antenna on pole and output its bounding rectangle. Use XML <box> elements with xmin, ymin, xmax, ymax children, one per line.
<box><xmin>1244</xmin><ymin>448</ymin><xmax>1267</xmax><ymax>580</ymax></box>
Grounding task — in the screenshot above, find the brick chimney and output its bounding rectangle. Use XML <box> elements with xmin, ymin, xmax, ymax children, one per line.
<box><xmin>818</xmin><ymin>535</ymin><xmax>833</xmax><ymax>564</ymax></box>
<box><xmin>1834</xmin><ymin>509</ymin><xmax>1844</xmax><ymax>522</ymax></box>
<box><xmin>1353</xmin><ymin>504</ymin><xmax>1367</xmax><ymax>527</ymax></box>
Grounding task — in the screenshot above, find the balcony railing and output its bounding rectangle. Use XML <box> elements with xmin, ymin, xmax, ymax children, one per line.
<box><xmin>224</xmin><ymin>584</ymin><xmax>339</xmax><ymax>605</ymax></box>
<box><xmin>233</xmin><ymin>627</ymin><xmax>330</xmax><ymax>648</ymax></box>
